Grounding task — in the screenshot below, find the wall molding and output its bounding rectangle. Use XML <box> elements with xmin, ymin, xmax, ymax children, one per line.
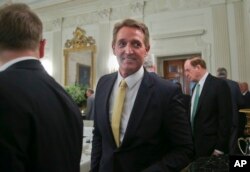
<box><xmin>152</xmin><ymin>29</ymin><xmax>205</xmax><ymax>40</ymax></box>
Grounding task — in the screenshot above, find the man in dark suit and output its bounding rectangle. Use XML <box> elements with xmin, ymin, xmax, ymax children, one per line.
<box><xmin>85</xmin><ymin>88</ymin><xmax>95</xmax><ymax>120</ymax></box>
<box><xmin>216</xmin><ymin>67</ymin><xmax>245</xmax><ymax>154</ymax></box>
<box><xmin>184</xmin><ymin>57</ymin><xmax>232</xmax><ymax>158</ymax></box>
<box><xmin>240</xmin><ymin>82</ymin><xmax>250</xmax><ymax>108</ymax></box>
<box><xmin>239</xmin><ymin>82</ymin><xmax>250</xmax><ymax>138</ymax></box>
<box><xmin>91</xmin><ymin>18</ymin><xmax>193</xmax><ymax>172</ymax></box>
<box><xmin>0</xmin><ymin>3</ymin><xmax>83</xmax><ymax>172</ymax></box>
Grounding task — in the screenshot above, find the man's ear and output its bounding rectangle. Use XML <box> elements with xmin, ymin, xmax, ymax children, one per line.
<box><xmin>39</xmin><ymin>39</ymin><xmax>46</xmax><ymax>59</ymax></box>
<box><xmin>195</xmin><ymin>64</ymin><xmax>201</xmax><ymax>70</ymax></box>
<box><xmin>146</xmin><ymin>45</ymin><xmax>150</xmax><ymax>52</ymax></box>
<box><xmin>145</xmin><ymin>46</ymin><xmax>150</xmax><ymax>57</ymax></box>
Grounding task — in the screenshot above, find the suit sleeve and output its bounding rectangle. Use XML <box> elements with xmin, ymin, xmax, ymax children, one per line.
<box><xmin>143</xmin><ymin>87</ymin><xmax>194</xmax><ymax>171</ymax></box>
<box><xmin>90</xmin><ymin>120</ymin><xmax>102</xmax><ymax>172</ymax></box>
<box><xmin>90</xmin><ymin>80</ymin><xmax>103</xmax><ymax>172</ymax></box>
<box><xmin>216</xmin><ymin>80</ymin><xmax>233</xmax><ymax>152</ymax></box>
<box><xmin>85</xmin><ymin>98</ymin><xmax>91</xmax><ymax>119</ymax></box>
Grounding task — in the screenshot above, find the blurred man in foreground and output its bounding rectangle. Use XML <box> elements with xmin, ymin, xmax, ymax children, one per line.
<box><xmin>0</xmin><ymin>3</ymin><xmax>83</xmax><ymax>172</ymax></box>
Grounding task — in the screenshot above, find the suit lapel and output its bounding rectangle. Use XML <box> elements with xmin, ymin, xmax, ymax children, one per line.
<box><xmin>99</xmin><ymin>73</ymin><xmax>118</xmax><ymax>147</ymax></box>
<box><xmin>121</xmin><ymin>71</ymin><xmax>154</xmax><ymax>147</ymax></box>
<box><xmin>196</xmin><ymin>74</ymin><xmax>212</xmax><ymax>114</ymax></box>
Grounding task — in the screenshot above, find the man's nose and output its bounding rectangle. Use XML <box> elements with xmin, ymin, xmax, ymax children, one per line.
<box><xmin>124</xmin><ymin>45</ymin><xmax>133</xmax><ymax>54</ymax></box>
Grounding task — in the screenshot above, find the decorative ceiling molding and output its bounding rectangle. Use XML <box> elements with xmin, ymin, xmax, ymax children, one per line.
<box><xmin>0</xmin><ymin>0</ymin><xmax>72</xmax><ymax>9</ymax></box>
<box><xmin>52</xmin><ymin>18</ymin><xmax>62</xmax><ymax>31</ymax></box>
<box><xmin>97</xmin><ymin>8</ymin><xmax>111</xmax><ymax>21</ymax></box>
<box><xmin>152</xmin><ymin>29</ymin><xmax>206</xmax><ymax>40</ymax></box>
<box><xmin>130</xmin><ymin>1</ymin><xmax>145</xmax><ymax>15</ymax></box>
<box><xmin>0</xmin><ymin>0</ymin><xmax>242</xmax><ymax>23</ymax></box>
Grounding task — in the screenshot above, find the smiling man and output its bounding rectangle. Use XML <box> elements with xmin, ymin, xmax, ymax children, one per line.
<box><xmin>90</xmin><ymin>18</ymin><xmax>194</xmax><ymax>172</ymax></box>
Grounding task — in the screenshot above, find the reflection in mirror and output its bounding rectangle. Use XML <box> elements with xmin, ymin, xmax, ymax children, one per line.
<box><xmin>64</xmin><ymin>27</ymin><xmax>96</xmax><ymax>88</ymax></box>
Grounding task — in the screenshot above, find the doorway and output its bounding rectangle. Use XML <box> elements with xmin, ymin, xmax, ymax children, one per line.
<box><xmin>162</xmin><ymin>54</ymin><xmax>200</xmax><ymax>95</ymax></box>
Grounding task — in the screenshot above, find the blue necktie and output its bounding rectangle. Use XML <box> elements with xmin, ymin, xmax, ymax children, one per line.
<box><xmin>191</xmin><ymin>84</ymin><xmax>200</xmax><ymax>129</ymax></box>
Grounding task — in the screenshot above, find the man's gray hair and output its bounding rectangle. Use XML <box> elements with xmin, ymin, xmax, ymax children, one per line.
<box><xmin>217</xmin><ymin>67</ymin><xmax>227</xmax><ymax>78</ymax></box>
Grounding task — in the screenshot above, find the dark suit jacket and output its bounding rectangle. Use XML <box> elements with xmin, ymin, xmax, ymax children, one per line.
<box><xmin>91</xmin><ymin>70</ymin><xmax>194</xmax><ymax>172</ymax></box>
<box><xmin>0</xmin><ymin>60</ymin><xmax>83</xmax><ymax>172</ymax></box>
<box><xmin>193</xmin><ymin>74</ymin><xmax>232</xmax><ymax>158</ymax></box>
<box><xmin>224</xmin><ymin>79</ymin><xmax>245</xmax><ymax>154</ymax></box>
<box><xmin>243</xmin><ymin>91</ymin><xmax>250</xmax><ymax>108</ymax></box>
<box><xmin>182</xmin><ymin>94</ymin><xmax>191</xmax><ymax>112</ymax></box>
<box><xmin>85</xmin><ymin>94</ymin><xmax>95</xmax><ymax>120</ymax></box>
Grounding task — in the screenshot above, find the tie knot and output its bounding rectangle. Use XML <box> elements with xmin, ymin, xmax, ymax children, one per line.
<box><xmin>119</xmin><ymin>80</ymin><xmax>127</xmax><ymax>88</ymax></box>
<box><xmin>196</xmin><ymin>84</ymin><xmax>200</xmax><ymax>89</ymax></box>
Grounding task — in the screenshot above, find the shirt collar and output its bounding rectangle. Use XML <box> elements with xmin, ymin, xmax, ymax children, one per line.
<box><xmin>0</xmin><ymin>56</ymin><xmax>38</xmax><ymax>72</ymax></box>
<box><xmin>117</xmin><ymin>66</ymin><xmax>144</xmax><ymax>89</ymax></box>
<box><xmin>198</xmin><ymin>71</ymin><xmax>209</xmax><ymax>87</ymax></box>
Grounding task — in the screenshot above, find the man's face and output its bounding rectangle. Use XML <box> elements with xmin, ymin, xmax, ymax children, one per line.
<box><xmin>184</xmin><ymin>60</ymin><xmax>199</xmax><ymax>82</ymax></box>
<box><xmin>242</xmin><ymin>83</ymin><xmax>248</xmax><ymax>93</ymax></box>
<box><xmin>112</xmin><ymin>26</ymin><xmax>150</xmax><ymax>77</ymax></box>
<box><xmin>86</xmin><ymin>91</ymin><xmax>91</xmax><ymax>97</ymax></box>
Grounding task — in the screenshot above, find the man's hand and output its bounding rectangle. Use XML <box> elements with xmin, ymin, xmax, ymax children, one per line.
<box><xmin>211</xmin><ymin>149</ymin><xmax>224</xmax><ymax>157</ymax></box>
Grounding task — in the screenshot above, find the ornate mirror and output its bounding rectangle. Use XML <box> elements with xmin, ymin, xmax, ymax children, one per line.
<box><xmin>64</xmin><ymin>27</ymin><xmax>96</xmax><ymax>88</ymax></box>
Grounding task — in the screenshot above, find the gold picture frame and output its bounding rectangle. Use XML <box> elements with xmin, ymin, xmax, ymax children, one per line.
<box><xmin>64</xmin><ymin>27</ymin><xmax>96</xmax><ymax>88</ymax></box>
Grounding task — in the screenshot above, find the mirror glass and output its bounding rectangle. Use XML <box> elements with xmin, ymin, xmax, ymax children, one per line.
<box><xmin>64</xmin><ymin>27</ymin><xmax>96</xmax><ymax>88</ymax></box>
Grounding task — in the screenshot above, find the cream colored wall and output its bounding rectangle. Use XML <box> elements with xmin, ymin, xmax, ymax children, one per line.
<box><xmin>243</xmin><ymin>0</ymin><xmax>250</xmax><ymax>84</ymax></box>
<box><xmin>34</xmin><ymin>0</ymin><xmax>250</xmax><ymax>87</ymax></box>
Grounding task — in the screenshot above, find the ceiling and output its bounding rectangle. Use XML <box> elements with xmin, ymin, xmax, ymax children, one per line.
<box><xmin>0</xmin><ymin>0</ymin><xmax>95</xmax><ymax>9</ymax></box>
<box><xmin>0</xmin><ymin>0</ymin><xmax>223</xmax><ymax>22</ymax></box>
<box><xmin>0</xmin><ymin>0</ymin><xmax>103</xmax><ymax>20</ymax></box>
<box><xmin>0</xmin><ymin>0</ymin><xmax>132</xmax><ymax>9</ymax></box>
<box><xmin>0</xmin><ymin>0</ymin><xmax>132</xmax><ymax>21</ymax></box>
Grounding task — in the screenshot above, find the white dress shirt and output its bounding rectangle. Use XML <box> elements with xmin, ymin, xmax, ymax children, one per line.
<box><xmin>190</xmin><ymin>71</ymin><xmax>208</xmax><ymax>119</ymax></box>
<box><xmin>109</xmin><ymin>66</ymin><xmax>144</xmax><ymax>143</ymax></box>
<box><xmin>0</xmin><ymin>56</ymin><xmax>38</xmax><ymax>72</ymax></box>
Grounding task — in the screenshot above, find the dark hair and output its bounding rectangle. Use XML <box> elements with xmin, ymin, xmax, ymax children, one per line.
<box><xmin>112</xmin><ymin>18</ymin><xmax>150</xmax><ymax>49</ymax></box>
<box><xmin>0</xmin><ymin>3</ymin><xmax>43</xmax><ymax>51</ymax></box>
<box><xmin>87</xmin><ymin>88</ymin><xmax>94</xmax><ymax>94</ymax></box>
<box><xmin>84</xmin><ymin>88</ymin><xmax>94</xmax><ymax>99</ymax></box>
<box><xmin>188</xmin><ymin>57</ymin><xmax>207</xmax><ymax>69</ymax></box>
